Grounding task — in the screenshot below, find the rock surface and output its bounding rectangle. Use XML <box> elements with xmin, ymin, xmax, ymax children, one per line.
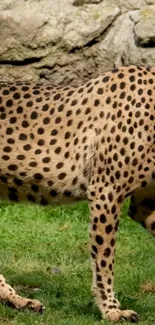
<box><xmin>134</xmin><ymin>6</ymin><xmax>155</xmax><ymax>45</ymax></box>
<box><xmin>0</xmin><ymin>0</ymin><xmax>155</xmax><ymax>85</ymax></box>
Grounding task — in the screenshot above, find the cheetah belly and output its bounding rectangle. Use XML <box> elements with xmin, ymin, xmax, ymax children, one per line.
<box><xmin>0</xmin><ymin>183</ymin><xmax>86</xmax><ymax>206</ymax></box>
<box><xmin>0</xmin><ymin>156</ymin><xmax>88</xmax><ymax>206</ymax></box>
<box><xmin>0</xmin><ymin>137</ymin><xmax>89</xmax><ymax>206</ymax></box>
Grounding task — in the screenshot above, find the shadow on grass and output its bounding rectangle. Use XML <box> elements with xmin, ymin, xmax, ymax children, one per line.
<box><xmin>6</xmin><ymin>270</ymin><xmax>101</xmax><ymax>320</ymax></box>
<box><xmin>2</xmin><ymin>270</ymin><xmax>155</xmax><ymax>323</ymax></box>
<box><xmin>117</xmin><ymin>291</ymin><xmax>155</xmax><ymax>321</ymax></box>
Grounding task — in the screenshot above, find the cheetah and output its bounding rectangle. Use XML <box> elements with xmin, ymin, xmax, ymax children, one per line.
<box><xmin>0</xmin><ymin>65</ymin><xmax>155</xmax><ymax>322</ymax></box>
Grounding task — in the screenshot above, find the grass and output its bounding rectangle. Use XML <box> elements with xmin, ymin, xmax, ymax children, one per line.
<box><xmin>0</xmin><ymin>200</ymin><xmax>155</xmax><ymax>324</ymax></box>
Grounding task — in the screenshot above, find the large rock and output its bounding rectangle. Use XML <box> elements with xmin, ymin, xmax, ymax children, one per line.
<box><xmin>0</xmin><ymin>0</ymin><xmax>120</xmax><ymax>59</ymax></box>
<box><xmin>146</xmin><ymin>0</ymin><xmax>155</xmax><ymax>4</ymax></box>
<box><xmin>117</xmin><ymin>0</ymin><xmax>146</xmax><ymax>12</ymax></box>
<box><xmin>98</xmin><ymin>10</ymin><xmax>155</xmax><ymax>68</ymax></box>
<box><xmin>0</xmin><ymin>0</ymin><xmax>155</xmax><ymax>85</ymax></box>
<box><xmin>134</xmin><ymin>6</ymin><xmax>155</xmax><ymax>45</ymax></box>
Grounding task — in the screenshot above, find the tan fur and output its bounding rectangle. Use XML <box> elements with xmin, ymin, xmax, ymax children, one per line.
<box><xmin>0</xmin><ymin>65</ymin><xmax>155</xmax><ymax>321</ymax></box>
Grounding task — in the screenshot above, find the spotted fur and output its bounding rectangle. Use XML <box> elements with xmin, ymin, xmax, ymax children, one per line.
<box><xmin>0</xmin><ymin>65</ymin><xmax>155</xmax><ymax>322</ymax></box>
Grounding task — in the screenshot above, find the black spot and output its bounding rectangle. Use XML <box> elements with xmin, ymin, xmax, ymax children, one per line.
<box><xmin>2</xmin><ymin>155</ymin><xmax>10</xmax><ymax>161</ymax></box>
<box><xmin>27</xmin><ymin>193</ymin><xmax>35</xmax><ymax>202</ymax></box>
<box><xmin>42</xmin><ymin>157</ymin><xmax>50</xmax><ymax>163</ymax></box>
<box><xmin>6</xmin><ymin>127</ymin><xmax>13</xmax><ymax>135</ymax></box>
<box><xmin>0</xmin><ymin>175</ymin><xmax>7</xmax><ymax>183</ymax></box>
<box><xmin>6</xmin><ymin>99</ymin><xmax>13</xmax><ymax>107</ymax></box>
<box><xmin>94</xmin><ymin>99</ymin><xmax>100</xmax><ymax>107</ymax></box>
<box><xmin>29</xmin><ymin>161</ymin><xmax>37</xmax><ymax>167</ymax></box>
<box><xmin>43</xmin><ymin>117</ymin><xmax>50</xmax><ymax>124</ymax></box>
<box><xmin>31</xmin><ymin>184</ymin><xmax>39</xmax><ymax>192</ymax></box>
<box><xmin>42</xmin><ymin>104</ymin><xmax>49</xmax><ymax>111</ymax></box>
<box><xmin>111</xmin><ymin>84</ymin><xmax>117</xmax><ymax>92</ymax></box>
<box><xmin>118</xmin><ymin>73</ymin><xmax>124</xmax><ymax>79</ymax></box>
<box><xmin>40</xmin><ymin>196</ymin><xmax>48</xmax><ymax>205</ymax></box>
<box><xmin>95</xmin><ymin>235</ymin><xmax>103</xmax><ymax>245</ymax></box>
<box><xmin>54</xmin><ymin>93</ymin><xmax>61</xmax><ymax>100</ymax></box>
<box><xmin>22</xmin><ymin>86</ymin><xmax>29</xmax><ymax>91</ymax></box>
<box><xmin>105</xmin><ymin>224</ymin><xmax>113</xmax><ymax>234</ymax></box>
<box><xmin>129</xmin><ymin>68</ymin><xmax>135</xmax><ymax>73</ymax></box>
<box><xmin>19</xmin><ymin>133</ymin><xmax>27</xmax><ymax>140</ymax></box>
<box><xmin>55</xmin><ymin>147</ymin><xmax>61</xmax><ymax>154</ymax></box>
<box><xmin>37</xmin><ymin>127</ymin><xmax>45</xmax><ymax>135</ymax></box>
<box><xmin>120</xmin><ymin>82</ymin><xmax>126</xmax><ymax>89</ymax></box>
<box><xmin>17</xmin><ymin>154</ymin><xmax>25</xmax><ymax>160</ymax></box>
<box><xmin>92</xmin><ymin>245</ymin><xmax>98</xmax><ymax>254</ymax></box>
<box><xmin>33</xmin><ymin>90</ymin><xmax>40</xmax><ymax>95</ymax></box>
<box><xmin>64</xmin><ymin>190</ymin><xmax>72</xmax><ymax>197</ymax></box>
<box><xmin>22</xmin><ymin>120</ymin><xmax>29</xmax><ymax>128</ymax></box>
<box><xmin>38</xmin><ymin>139</ymin><xmax>44</xmax><ymax>146</ymax></box>
<box><xmin>67</xmin><ymin>90</ymin><xmax>74</xmax><ymax>96</ymax></box>
<box><xmin>102</xmin><ymin>76</ymin><xmax>110</xmax><ymax>83</ymax></box>
<box><xmin>51</xmin><ymin>129</ymin><xmax>58</xmax><ymax>136</ymax></box>
<box><xmin>58</xmin><ymin>173</ymin><xmax>66</xmax><ymax>180</ymax></box>
<box><xmin>3</xmin><ymin>89</ymin><xmax>9</xmax><ymax>95</ymax></box>
<box><xmin>31</xmin><ymin>111</ymin><xmax>38</xmax><ymax>119</ymax></box>
<box><xmin>112</xmin><ymin>68</ymin><xmax>119</xmax><ymax>73</ymax></box>
<box><xmin>104</xmin><ymin>248</ymin><xmax>111</xmax><ymax>257</ymax></box>
<box><xmin>50</xmin><ymin>189</ymin><xmax>58</xmax><ymax>196</ymax></box>
<box><xmin>129</xmin><ymin>75</ymin><xmax>135</xmax><ymax>82</ymax></box>
<box><xmin>7</xmin><ymin>138</ymin><xmax>15</xmax><ymax>144</ymax></box>
<box><xmin>36</xmin><ymin>97</ymin><xmax>42</xmax><ymax>103</ymax></box>
<box><xmin>14</xmin><ymin>178</ymin><xmax>23</xmax><ymax>186</ymax></box>
<box><xmin>50</xmin><ymin>139</ymin><xmax>57</xmax><ymax>145</ymax></box>
<box><xmin>0</xmin><ymin>113</ymin><xmax>6</xmax><ymax>120</ymax></box>
<box><xmin>97</xmin><ymin>88</ymin><xmax>104</xmax><ymax>95</ymax></box>
<box><xmin>130</xmin><ymin>84</ymin><xmax>136</xmax><ymax>91</ymax></box>
<box><xmin>34</xmin><ymin>173</ymin><xmax>43</xmax><ymax>180</ymax></box>
<box><xmin>106</xmin><ymin>97</ymin><xmax>111</xmax><ymax>105</ymax></box>
<box><xmin>8</xmin><ymin>187</ymin><xmax>18</xmax><ymax>201</ymax></box>
<box><xmin>17</xmin><ymin>106</ymin><xmax>23</xmax><ymax>114</ymax></box>
<box><xmin>58</xmin><ymin>104</ymin><xmax>64</xmax><ymax>112</ymax></box>
<box><xmin>35</xmin><ymin>149</ymin><xmax>42</xmax><ymax>155</ymax></box>
<box><xmin>3</xmin><ymin>146</ymin><xmax>11</xmax><ymax>153</ymax></box>
<box><xmin>8</xmin><ymin>164</ymin><xmax>18</xmax><ymax>171</ymax></box>
<box><xmin>23</xmin><ymin>144</ymin><xmax>31</xmax><ymax>151</ymax></box>
<box><xmin>13</xmin><ymin>92</ymin><xmax>21</xmax><ymax>100</ymax></box>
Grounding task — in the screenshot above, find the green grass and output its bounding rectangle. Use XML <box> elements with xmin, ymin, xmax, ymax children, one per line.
<box><xmin>0</xmin><ymin>200</ymin><xmax>155</xmax><ymax>325</ymax></box>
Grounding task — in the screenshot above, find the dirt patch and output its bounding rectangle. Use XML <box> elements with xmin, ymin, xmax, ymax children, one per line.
<box><xmin>141</xmin><ymin>282</ymin><xmax>155</xmax><ymax>293</ymax></box>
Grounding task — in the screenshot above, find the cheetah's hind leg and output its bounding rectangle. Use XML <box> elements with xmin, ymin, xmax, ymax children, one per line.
<box><xmin>0</xmin><ymin>274</ymin><xmax>44</xmax><ymax>312</ymax></box>
<box><xmin>129</xmin><ymin>184</ymin><xmax>155</xmax><ymax>236</ymax></box>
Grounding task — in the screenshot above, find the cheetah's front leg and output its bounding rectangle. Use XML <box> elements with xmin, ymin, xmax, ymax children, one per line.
<box><xmin>0</xmin><ymin>274</ymin><xmax>43</xmax><ymax>312</ymax></box>
<box><xmin>88</xmin><ymin>184</ymin><xmax>141</xmax><ymax>322</ymax></box>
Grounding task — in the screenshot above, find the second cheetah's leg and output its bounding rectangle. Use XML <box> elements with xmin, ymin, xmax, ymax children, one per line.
<box><xmin>129</xmin><ymin>185</ymin><xmax>155</xmax><ymax>235</ymax></box>
<box><xmin>0</xmin><ymin>274</ymin><xmax>43</xmax><ymax>312</ymax></box>
<box><xmin>88</xmin><ymin>182</ymin><xmax>141</xmax><ymax>322</ymax></box>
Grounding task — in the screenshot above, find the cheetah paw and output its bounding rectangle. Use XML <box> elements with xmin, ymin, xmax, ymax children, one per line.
<box><xmin>24</xmin><ymin>299</ymin><xmax>45</xmax><ymax>313</ymax></box>
<box><xmin>105</xmin><ymin>309</ymin><xmax>141</xmax><ymax>323</ymax></box>
<box><xmin>13</xmin><ymin>298</ymin><xmax>45</xmax><ymax>313</ymax></box>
